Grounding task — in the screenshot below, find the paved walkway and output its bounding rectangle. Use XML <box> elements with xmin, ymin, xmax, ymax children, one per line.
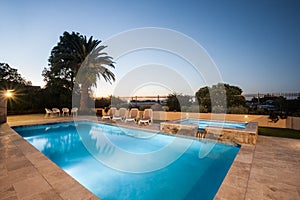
<box><xmin>0</xmin><ymin>114</ymin><xmax>299</xmax><ymax>199</ymax></box>
<box><xmin>216</xmin><ymin>136</ymin><xmax>300</xmax><ymax>200</ymax></box>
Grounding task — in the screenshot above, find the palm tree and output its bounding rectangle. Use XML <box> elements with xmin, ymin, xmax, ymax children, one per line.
<box><xmin>76</xmin><ymin>44</ymin><xmax>115</xmax><ymax>111</ymax></box>
<box><xmin>47</xmin><ymin>32</ymin><xmax>115</xmax><ymax>112</ymax></box>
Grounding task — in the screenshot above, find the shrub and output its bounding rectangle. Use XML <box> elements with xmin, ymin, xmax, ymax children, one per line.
<box><xmin>151</xmin><ymin>103</ymin><xmax>164</xmax><ymax>111</ymax></box>
<box><xmin>199</xmin><ymin>105</ymin><xmax>208</xmax><ymax>113</ymax></box>
<box><xmin>227</xmin><ymin>106</ymin><xmax>248</xmax><ymax>114</ymax></box>
<box><xmin>139</xmin><ymin>105</ymin><xmax>151</xmax><ymax>111</ymax></box>
<box><xmin>212</xmin><ymin>106</ymin><xmax>226</xmax><ymax>113</ymax></box>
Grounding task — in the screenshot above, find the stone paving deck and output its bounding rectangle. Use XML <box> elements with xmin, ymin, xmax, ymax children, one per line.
<box><xmin>1</xmin><ymin>114</ymin><xmax>300</xmax><ymax>199</ymax></box>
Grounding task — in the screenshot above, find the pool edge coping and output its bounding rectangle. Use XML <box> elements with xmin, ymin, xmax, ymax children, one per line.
<box><xmin>2</xmin><ymin>118</ymin><xmax>100</xmax><ymax>199</ymax></box>
<box><xmin>4</xmin><ymin>116</ymin><xmax>250</xmax><ymax>199</ymax></box>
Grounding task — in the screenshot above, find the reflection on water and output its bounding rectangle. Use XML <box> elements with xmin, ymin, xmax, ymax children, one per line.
<box><xmin>77</xmin><ymin>123</ymin><xmax>193</xmax><ymax>173</ymax></box>
<box><xmin>23</xmin><ymin>125</ymin><xmax>90</xmax><ymax>167</ymax></box>
<box><xmin>89</xmin><ymin>125</ymin><xmax>116</xmax><ymax>156</ymax></box>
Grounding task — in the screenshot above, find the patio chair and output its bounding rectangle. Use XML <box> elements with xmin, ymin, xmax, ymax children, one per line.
<box><xmin>112</xmin><ymin>108</ymin><xmax>127</xmax><ymax>121</ymax></box>
<box><xmin>71</xmin><ymin>107</ymin><xmax>78</xmax><ymax>117</ymax></box>
<box><xmin>52</xmin><ymin>108</ymin><xmax>60</xmax><ymax>117</ymax></box>
<box><xmin>138</xmin><ymin>109</ymin><xmax>153</xmax><ymax>125</ymax></box>
<box><xmin>44</xmin><ymin>108</ymin><xmax>54</xmax><ymax>118</ymax></box>
<box><xmin>125</xmin><ymin>108</ymin><xmax>139</xmax><ymax>123</ymax></box>
<box><xmin>62</xmin><ymin>108</ymin><xmax>69</xmax><ymax>116</ymax></box>
<box><xmin>102</xmin><ymin>107</ymin><xmax>117</xmax><ymax>120</ymax></box>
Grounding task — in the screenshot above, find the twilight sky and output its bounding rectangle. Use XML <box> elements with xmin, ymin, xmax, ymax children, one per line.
<box><xmin>0</xmin><ymin>0</ymin><xmax>299</xmax><ymax>96</ymax></box>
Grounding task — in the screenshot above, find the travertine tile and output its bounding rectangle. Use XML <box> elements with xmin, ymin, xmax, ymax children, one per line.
<box><xmin>0</xmin><ymin>177</ymin><xmax>16</xmax><ymax>200</ymax></box>
<box><xmin>50</xmin><ymin>177</ymin><xmax>81</xmax><ymax>194</ymax></box>
<box><xmin>246</xmin><ymin>181</ymin><xmax>300</xmax><ymax>200</ymax></box>
<box><xmin>13</xmin><ymin>176</ymin><xmax>52</xmax><ymax>198</ymax></box>
<box><xmin>0</xmin><ymin>163</ymin><xmax>8</xmax><ymax>178</ymax></box>
<box><xmin>60</xmin><ymin>184</ymin><xmax>97</xmax><ymax>200</ymax></box>
<box><xmin>13</xmin><ymin>140</ymin><xmax>37</xmax><ymax>155</ymax></box>
<box><xmin>0</xmin><ymin>185</ymin><xmax>18</xmax><ymax>200</ymax></box>
<box><xmin>214</xmin><ymin>184</ymin><xmax>245</xmax><ymax>200</ymax></box>
<box><xmin>234</xmin><ymin>150</ymin><xmax>253</xmax><ymax>164</ymax></box>
<box><xmin>5</xmin><ymin>156</ymin><xmax>32</xmax><ymax>171</ymax></box>
<box><xmin>275</xmin><ymin>171</ymin><xmax>300</xmax><ymax>187</ymax></box>
<box><xmin>297</xmin><ymin>187</ymin><xmax>300</xmax><ymax>199</ymax></box>
<box><xmin>226</xmin><ymin>161</ymin><xmax>251</xmax><ymax>180</ymax></box>
<box><xmin>22</xmin><ymin>189</ymin><xmax>63</xmax><ymax>200</ymax></box>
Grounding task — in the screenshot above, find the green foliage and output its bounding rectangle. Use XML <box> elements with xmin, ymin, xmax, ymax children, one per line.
<box><xmin>181</xmin><ymin>105</ymin><xmax>201</xmax><ymax>113</ymax></box>
<box><xmin>166</xmin><ymin>93</ymin><xmax>193</xmax><ymax>112</ymax></box>
<box><xmin>151</xmin><ymin>103</ymin><xmax>165</xmax><ymax>111</ymax></box>
<box><xmin>195</xmin><ymin>83</ymin><xmax>246</xmax><ymax>113</ymax></box>
<box><xmin>212</xmin><ymin>105</ymin><xmax>226</xmax><ymax>113</ymax></box>
<box><xmin>227</xmin><ymin>106</ymin><xmax>249</xmax><ymax>114</ymax></box>
<box><xmin>259</xmin><ymin>127</ymin><xmax>300</xmax><ymax>139</ymax></box>
<box><xmin>95</xmin><ymin>97</ymin><xmax>111</xmax><ymax>108</ymax></box>
<box><xmin>269</xmin><ymin>111</ymin><xmax>279</xmax><ymax>123</ymax></box>
<box><xmin>44</xmin><ymin>31</ymin><xmax>115</xmax><ymax>111</ymax></box>
<box><xmin>139</xmin><ymin>105</ymin><xmax>151</xmax><ymax>111</ymax></box>
<box><xmin>166</xmin><ymin>93</ymin><xmax>181</xmax><ymax>111</ymax></box>
<box><xmin>0</xmin><ymin>63</ymin><xmax>28</xmax><ymax>87</ymax></box>
<box><xmin>0</xmin><ymin>63</ymin><xmax>45</xmax><ymax>114</ymax></box>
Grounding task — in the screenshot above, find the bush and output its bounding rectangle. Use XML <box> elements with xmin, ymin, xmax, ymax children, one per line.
<box><xmin>199</xmin><ymin>105</ymin><xmax>208</xmax><ymax>113</ymax></box>
<box><xmin>227</xmin><ymin>106</ymin><xmax>248</xmax><ymax>114</ymax></box>
<box><xmin>151</xmin><ymin>103</ymin><xmax>164</xmax><ymax>111</ymax></box>
<box><xmin>139</xmin><ymin>105</ymin><xmax>151</xmax><ymax>111</ymax></box>
<box><xmin>256</xmin><ymin>108</ymin><xmax>268</xmax><ymax>115</ymax></box>
<box><xmin>181</xmin><ymin>106</ymin><xmax>189</xmax><ymax>112</ymax></box>
<box><xmin>186</xmin><ymin>105</ymin><xmax>201</xmax><ymax>113</ymax></box>
<box><xmin>162</xmin><ymin>106</ymin><xmax>169</xmax><ymax>111</ymax></box>
<box><xmin>212</xmin><ymin>106</ymin><xmax>226</xmax><ymax>113</ymax></box>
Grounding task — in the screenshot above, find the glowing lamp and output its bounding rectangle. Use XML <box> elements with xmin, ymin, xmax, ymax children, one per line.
<box><xmin>5</xmin><ymin>90</ymin><xmax>14</xmax><ymax>98</ymax></box>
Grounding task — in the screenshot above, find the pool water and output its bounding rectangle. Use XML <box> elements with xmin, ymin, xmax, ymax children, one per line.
<box><xmin>13</xmin><ymin>121</ymin><xmax>239</xmax><ymax>200</ymax></box>
<box><xmin>180</xmin><ymin>119</ymin><xmax>247</xmax><ymax>130</ymax></box>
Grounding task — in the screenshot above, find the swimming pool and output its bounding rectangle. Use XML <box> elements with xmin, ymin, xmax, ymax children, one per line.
<box><xmin>13</xmin><ymin>121</ymin><xmax>239</xmax><ymax>200</ymax></box>
<box><xmin>180</xmin><ymin>119</ymin><xmax>247</xmax><ymax>130</ymax></box>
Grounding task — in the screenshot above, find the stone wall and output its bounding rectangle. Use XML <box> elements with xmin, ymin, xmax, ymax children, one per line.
<box><xmin>160</xmin><ymin>122</ymin><xmax>198</xmax><ymax>137</ymax></box>
<box><xmin>160</xmin><ymin>120</ymin><xmax>258</xmax><ymax>145</ymax></box>
<box><xmin>204</xmin><ymin>122</ymin><xmax>258</xmax><ymax>145</ymax></box>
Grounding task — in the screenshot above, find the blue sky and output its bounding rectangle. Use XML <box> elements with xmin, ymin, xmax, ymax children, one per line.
<box><xmin>0</xmin><ymin>0</ymin><xmax>299</xmax><ymax>96</ymax></box>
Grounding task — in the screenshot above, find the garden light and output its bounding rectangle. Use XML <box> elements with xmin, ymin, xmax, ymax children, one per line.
<box><xmin>5</xmin><ymin>90</ymin><xmax>14</xmax><ymax>98</ymax></box>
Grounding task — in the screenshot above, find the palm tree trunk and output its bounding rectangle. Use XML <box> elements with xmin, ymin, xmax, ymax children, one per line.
<box><xmin>80</xmin><ymin>83</ymin><xmax>89</xmax><ymax>112</ymax></box>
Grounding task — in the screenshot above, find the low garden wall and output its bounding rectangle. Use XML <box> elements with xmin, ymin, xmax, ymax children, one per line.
<box><xmin>96</xmin><ymin>108</ymin><xmax>300</xmax><ymax>130</ymax></box>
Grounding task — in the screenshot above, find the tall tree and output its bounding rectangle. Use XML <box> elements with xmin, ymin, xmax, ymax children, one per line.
<box><xmin>44</xmin><ymin>31</ymin><xmax>115</xmax><ymax>111</ymax></box>
<box><xmin>0</xmin><ymin>63</ymin><xmax>27</xmax><ymax>86</ymax></box>
<box><xmin>195</xmin><ymin>83</ymin><xmax>246</xmax><ymax>112</ymax></box>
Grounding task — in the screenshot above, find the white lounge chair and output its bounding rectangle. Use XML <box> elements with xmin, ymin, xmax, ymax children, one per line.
<box><xmin>138</xmin><ymin>109</ymin><xmax>153</xmax><ymax>125</ymax></box>
<box><xmin>125</xmin><ymin>108</ymin><xmax>139</xmax><ymax>123</ymax></box>
<box><xmin>102</xmin><ymin>107</ymin><xmax>116</xmax><ymax>120</ymax></box>
<box><xmin>62</xmin><ymin>108</ymin><xmax>69</xmax><ymax>116</ymax></box>
<box><xmin>112</xmin><ymin>108</ymin><xmax>127</xmax><ymax>121</ymax></box>
<box><xmin>52</xmin><ymin>108</ymin><xmax>60</xmax><ymax>117</ymax></box>
<box><xmin>71</xmin><ymin>107</ymin><xmax>78</xmax><ymax>116</ymax></box>
<box><xmin>45</xmin><ymin>108</ymin><xmax>54</xmax><ymax>118</ymax></box>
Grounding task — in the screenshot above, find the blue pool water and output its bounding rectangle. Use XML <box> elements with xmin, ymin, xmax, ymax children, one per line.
<box><xmin>13</xmin><ymin>121</ymin><xmax>240</xmax><ymax>200</ymax></box>
<box><xmin>180</xmin><ymin>119</ymin><xmax>247</xmax><ymax>130</ymax></box>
